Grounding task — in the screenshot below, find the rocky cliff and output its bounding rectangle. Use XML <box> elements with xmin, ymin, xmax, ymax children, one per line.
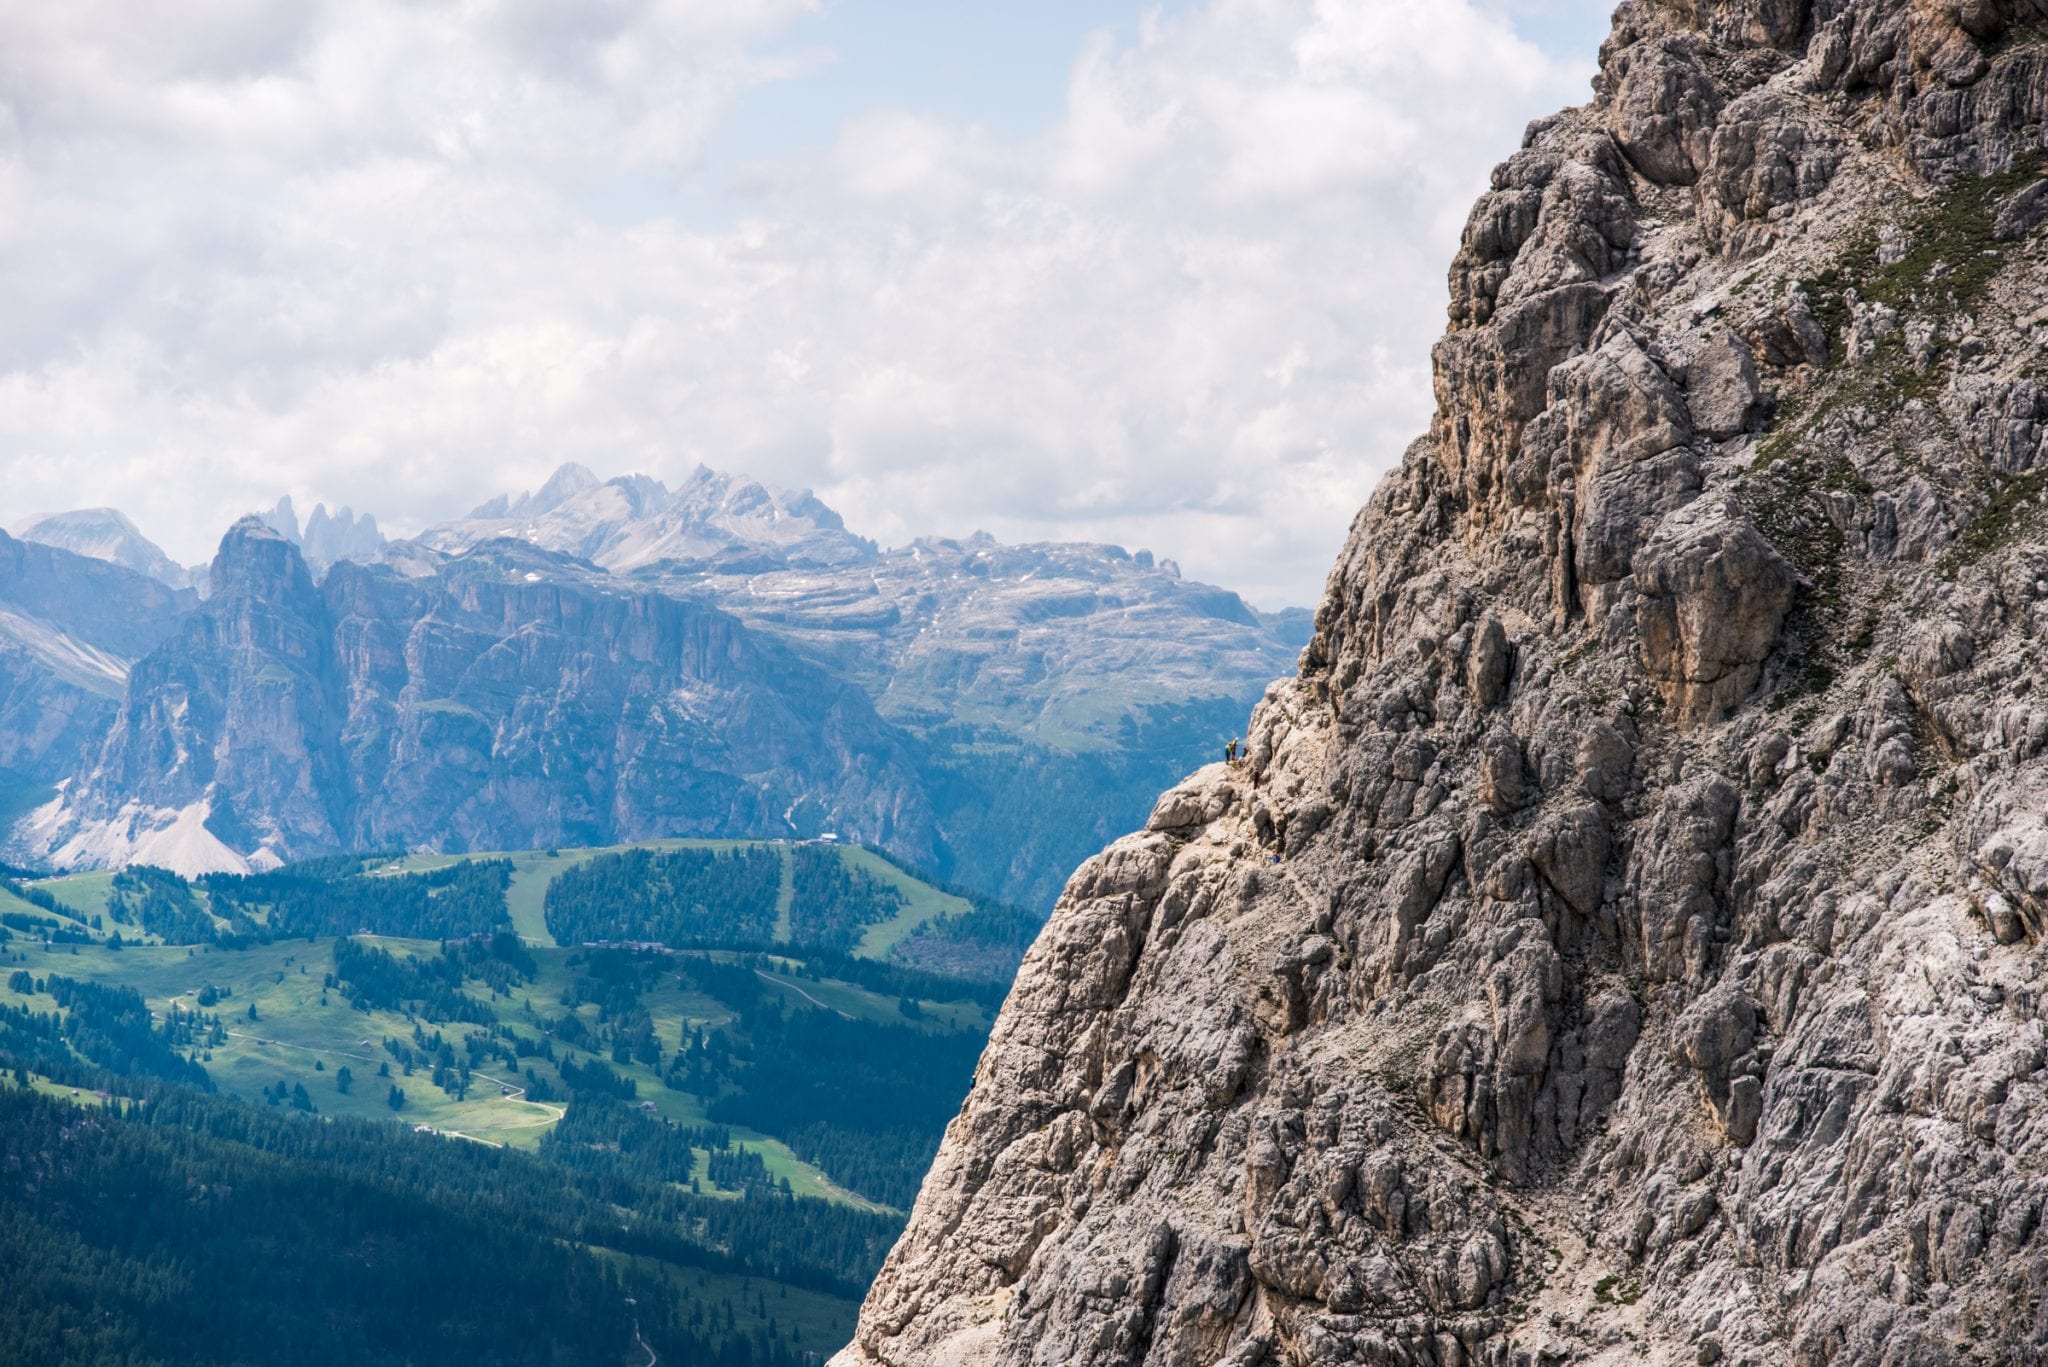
<box><xmin>421</xmin><ymin>464</ymin><xmax>1311</xmax><ymax>906</ymax></box>
<box><xmin>839</xmin><ymin>3</ymin><xmax>2048</xmax><ymax>1363</ymax></box>
<box><xmin>0</xmin><ymin>530</ymin><xmax>192</xmax><ymax>821</ymax></box>
<box><xmin>28</xmin><ymin>519</ymin><xmax>935</xmax><ymax>874</ymax></box>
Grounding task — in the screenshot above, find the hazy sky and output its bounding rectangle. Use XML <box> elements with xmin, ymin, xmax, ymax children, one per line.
<box><xmin>0</xmin><ymin>1</ymin><xmax>1610</xmax><ymax>607</ymax></box>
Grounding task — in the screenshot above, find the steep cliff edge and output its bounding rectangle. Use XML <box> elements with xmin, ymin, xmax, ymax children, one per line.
<box><xmin>839</xmin><ymin>3</ymin><xmax>2048</xmax><ymax>1363</ymax></box>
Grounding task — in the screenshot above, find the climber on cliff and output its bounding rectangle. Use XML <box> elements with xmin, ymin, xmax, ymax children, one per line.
<box><xmin>1224</xmin><ymin>738</ymin><xmax>1239</xmax><ymax>765</ymax></box>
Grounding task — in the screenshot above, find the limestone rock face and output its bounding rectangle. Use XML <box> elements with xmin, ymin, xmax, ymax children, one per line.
<box><xmin>0</xmin><ymin>529</ymin><xmax>193</xmax><ymax>792</ymax></box>
<box><xmin>1633</xmin><ymin>498</ymin><xmax>1799</xmax><ymax>726</ymax></box>
<box><xmin>839</xmin><ymin>2</ymin><xmax>2048</xmax><ymax>1363</ymax></box>
<box><xmin>31</xmin><ymin>523</ymin><xmax>938</xmax><ymax>873</ymax></box>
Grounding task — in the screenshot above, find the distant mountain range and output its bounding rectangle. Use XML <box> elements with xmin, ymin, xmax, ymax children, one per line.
<box><xmin>9</xmin><ymin>507</ymin><xmax>203</xmax><ymax>590</ymax></box>
<box><xmin>3</xmin><ymin>465</ymin><xmax>1307</xmax><ymax>907</ymax></box>
<box><xmin>11</xmin><ymin>495</ymin><xmax>387</xmax><ymax>594</ymax></box>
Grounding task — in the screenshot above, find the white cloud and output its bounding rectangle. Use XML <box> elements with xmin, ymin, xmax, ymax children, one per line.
<box><xmin>0</xmin><ymin>0</ymin><xmax>1596</xmax><ymax>607</ymax></box>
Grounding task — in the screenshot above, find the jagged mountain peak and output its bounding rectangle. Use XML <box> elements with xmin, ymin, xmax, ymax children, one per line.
<box><xmin>303</xmin><ymin>505</ymin><xmax>385</xmax><ymax>575</ymax></box>
<box><xmin>249</xmin><ymin>495</ymin><xmax>388</xmax><ymax>577</ymax></box>
<box><xmin>466</xmin><ymin>461</ymin><xmax>604</xmax><ymax>520</ymax></box>
<box><xmin>423</xmin><ymin>460</ymin><xmax>876</xmax><ymax>573</ymax></box>
<box><xmin>259</xmin><ymin>496</ymin><xmax>301</xmax><ymax>544</ymax></box>
<box><xmin>211</xmin><ymin>515</ymin><xmax>318</xmax><ymax>599</ymax></box>
<box><xmin>672</xmin><ymin>464</ymin><xmax>850</xmax><ymax>533</ymax></box>
<box><xmin>534</xmin><ymin>460</ymin><xmax>602</xmax><ymax>505</ymax></box>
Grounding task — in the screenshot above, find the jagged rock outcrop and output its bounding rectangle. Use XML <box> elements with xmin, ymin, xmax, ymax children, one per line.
<box><xmin>840</xmin><ymin>3</ymin><xmax>2048</xmax><ymax>1363</ymax></box>
<box><xmin>259</xmin><ymin>495</ymin><xmax>388</xmax><ymax>578</ymax></box>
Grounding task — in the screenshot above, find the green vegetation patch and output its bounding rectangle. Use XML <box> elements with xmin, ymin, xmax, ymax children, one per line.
<box><xmin>1742</xmin><ymin>414</ymin><xmax>1860</xmax><ymax>706</ymax></box>
<box><xmin>0</xmin><ymin>1084</ymin><xmax>871</xmax><ymax>1366</ymax></box>
<box><xmin>841</xmin><ymin>846</ymin><xmax>975</xmax><ymax>957</ymax></box>
<box><xmin>0</xmin><ymin>840</ymin><xmax>1024</xmax><ymax>1226</ymax></box>
<box><xmin>1803</xmin><ymin>154</ymin><xmax>2044</xmax><ymax>356</ymax></box>
<box><xmin>1946</xmin><ymin>466</ymin><xmax>2048</xmax><ymax>570</ymax></box>
<box><xmin>16</xmin><ymin>870</ymin><xmax>113</xmax><ymax>925</ymax></box>
<box><xmin>1738</xmin><ymin>157</ymin><xmax>2048</xmax><ymax>691</ymax></box>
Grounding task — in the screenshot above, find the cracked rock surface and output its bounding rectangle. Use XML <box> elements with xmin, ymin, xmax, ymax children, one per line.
<box><xmin>838</xmin><ymin>2</ymin><xmax>2048</xmax><ymax>1363</ymax></box>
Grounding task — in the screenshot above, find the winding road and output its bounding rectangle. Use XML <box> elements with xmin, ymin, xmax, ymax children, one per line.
<box><xmin>754</xmin><ymin>969</ymin><xmax>855</xmax><ymax>1019</ymax></box>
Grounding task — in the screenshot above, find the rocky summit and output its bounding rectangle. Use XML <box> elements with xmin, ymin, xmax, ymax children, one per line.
<box><xmin>839</xmin><ymin>2</ymin><xmax>2048</xmax><ymax>1364</ymax></box>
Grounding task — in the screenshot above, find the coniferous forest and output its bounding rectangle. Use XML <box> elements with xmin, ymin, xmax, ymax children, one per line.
<box><xmin>0</xmin><ymin>839</ymin><xmax>1032</xmax><ymax>1363</ymax></box>
<box><xmin>0</xmin><ymin>1086</ymin><xmax>875</xmax><ymax>1365</ymax></box>
<box><xmin>544</xmin><ymin>846</ymin><xmax>783</xmax><ymax>947</ymax></box>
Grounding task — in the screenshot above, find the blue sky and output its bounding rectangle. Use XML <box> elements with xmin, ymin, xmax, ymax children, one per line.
<box><xmin>714</xmin><ymin>1</ymin><xmax>1610</xmax><ymax>159</ymax></box>
<box><xmin>3</xmin><ymin>0</ymin><xmax>1615</xmax><ymax>607</ymax></box>
<box><xmin>582</xmin><ymin>3</ymin><xmax>1217</xmax><ymax>227</ymax></box>
<box><xmin>610</xmin><ymin>1</ymin><xmax>1614</xmax><ymax>228</ymax></box>
<box><xmin>723</xmin><ymin>3</ymin><xmax>1198</xmax><ymax>147</ymax></box>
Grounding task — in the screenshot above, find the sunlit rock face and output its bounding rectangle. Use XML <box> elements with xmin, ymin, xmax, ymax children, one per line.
<box><xmin>838</xmin><ymin>3</ymin><xmax>2048</xmax><ymax>1362</ymax></box>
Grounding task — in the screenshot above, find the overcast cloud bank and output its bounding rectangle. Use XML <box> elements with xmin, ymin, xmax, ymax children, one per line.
<box><xmin>0</xmin><ymin>0</ymin><xmax>1594</xmax><ymax>607</ymax></box>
